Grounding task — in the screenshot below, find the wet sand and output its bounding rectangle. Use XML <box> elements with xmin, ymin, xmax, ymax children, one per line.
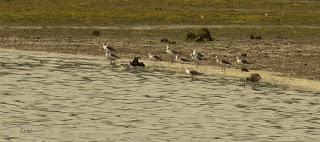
<box><xmin>1</xmin><ymin>49</ymin><xmax>320</xmax><ymax>141</ymax></box>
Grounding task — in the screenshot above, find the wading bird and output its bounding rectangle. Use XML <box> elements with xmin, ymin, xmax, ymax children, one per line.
<box><xmin>176</xmin><ymin>55</ymin><xmax>192</xmax><ymax>68</ymax></box>
<box><xmin>102</xmin><ymin>42</ymin><xmax>117</xmax><ymax>53</ymax></box>
<box><xmin>166</xmin><ymin>45</ymin><xmax>180</xmax><ymax>63</ymax></box>
<box><xmin>244</xmin><ymin>73</ymin><xmax>262</xmax><ymax>88</ymax></box>
<box><xmin>106</xmin><ymin>52</ymin><xmax>120</xmax><ymax>65</ymax></box>
<box><xmin>185</xmin><ymin>68</ymin><xmax>203</xmax><ymax>81</ymax></box>
<box><xmin>190</xmin><ymin>49</ymin><xmax>206</xmax><ymax>67</ymax></box>
<box><xmin>148</xmin><ymin>48</ymin><xmax>162</xmax><ymax>66</ymax></box>
<box><xmin>216</xmin><ymin>56</ymin><xmax>231</xmax><ymax>71</ymax></box>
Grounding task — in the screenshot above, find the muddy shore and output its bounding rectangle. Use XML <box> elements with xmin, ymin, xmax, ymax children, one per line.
<box><xmin>0</xmin><ymin>26</ymin><xmax>319</xmax><ymax>81</ymax></box>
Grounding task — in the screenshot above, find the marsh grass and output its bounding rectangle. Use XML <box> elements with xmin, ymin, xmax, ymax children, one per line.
<box><xmin>0</xmin><ymin>0</ymin><xmax>319</xmax><ymax>26</ymax></box>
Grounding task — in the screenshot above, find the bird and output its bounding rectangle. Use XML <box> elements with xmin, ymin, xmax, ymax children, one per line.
<box><xmin>129</xmin><ymin>57</ymin><xmax>145</xmax><ymax>67</ymax></box>
<box><xmin>185</xmin><ymin>68</ymin><xmax>203</xmax><ymax>80</ymax></box>
<box><xmin>102</xmin><ymin>42</ymin><xmax>117</xmax><ymax>53</ymax></box>
<box><xmin>165</xmin><ymin>45</ymin><xmax>180</xmax><ymax>63</ymax></box>
<box><xmin>148</xmin><ymin>48</ymin><xmax>162</xmax><ymax>66</ymax></box>
<box><xmin>105</xmin><ymin>52</ymin><xmax>120</xmax><ymax>65</ymax></box>
<box><xmin>241</xmin><ymin>53</ymin><xmax>248</xmax><ymax>58</ymax></box>
<box><xmin>241</xmin><ymin>67</ymin><xmax>249</xmax><ymax>72</ymax></box>
<box><xmin>176</xmin><ymin>54</ymin><xmax>192</xmax><ymax>68</ymax></box>
<box><xmin>216</xmin><ymin>56</ymin><xmax>231</xmax><ymax>71</ymax></box>
<box><xmin>236</xmin><ymin>56</ymin><xmax>251</xmax><ymax>64</ymax></box>
<box><xmin>190</xmin><ymin>49</ymin><xmax>206</xmax><ymax>67</ymax></box>
<box><xmin>244</xmin><ymin>73</ymin><xmax>262</xmax><ymax>88</ymax></box>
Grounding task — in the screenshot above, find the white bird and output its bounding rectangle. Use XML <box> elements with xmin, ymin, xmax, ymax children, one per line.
<box><xmin>176</xmin><ymin>55</ymin><xmax>192</xmax><ymax>68</ymax></box>
<box><xmin>185</xmin><ymin>68</ymin><xmax>203</xmax><ymax>80</ymax></box>
<box><xmin>103</xmin><ymin>42</ymin><xmax>117</xmax><ymax>53</ymax></box>
<box><xmin>105</xmin><ymin>52</ymin><xmax>120</xmax><ymax>65</ymax></box>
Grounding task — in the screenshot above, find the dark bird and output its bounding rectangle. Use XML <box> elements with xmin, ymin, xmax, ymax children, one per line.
<box><xmin>130</xmin><ymin>57</ymin><xmax>145</xmax><ymax>67</ymax></box>
<box><xmin>241</xmin><ymin>67</ymin><xmax>249</xmax><ymax>72</ymax></box>
<box><xmin>250</xmin><ymin>34</ymin><xmax>262</xmax><ymax>40</ymax></box>
<box><xmin>241</xmin><ymin>53</ymin><xmax>248</xmax><ymax>58</ymax></box>
<box><xmin>245</xmin><ymin>73</ymin><xmax>262</xmax><ymax>88</ymax></box>
<box><xmin>236</xmin><ymin>56</ymin><xmax>251</xmax><ymax>64</ymax></box>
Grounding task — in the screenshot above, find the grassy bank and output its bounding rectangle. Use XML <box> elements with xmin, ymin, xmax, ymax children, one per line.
<box><xmin>0</xmin><ymin>0</ymin><xmax>319</xmax><ymax>26</ymax></box>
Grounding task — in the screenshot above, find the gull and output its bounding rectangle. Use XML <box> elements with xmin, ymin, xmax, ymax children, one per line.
<box><xmin>148</xmin><ymin>48</ymin><xmax>162</xmax><ymax>66</ymax></box>
<box><xmin>244</xmin><ymin>73</ymin><xmax>262</xmax><ymax>88</ymax></box>
<box><xmin>105</xmin><ymin>52</ymin><xmax>120</xmax><ymax>65</ymax></box>
<box><xmin>185</xmin><ymin>68</ymin><xmax>203</xmax><ymax>81</ymax></box>
<box><xmin>166</xmin><ymin>45</ymin><xmax>180</xmax><ymax>63</ymax></box>
<box><xmin>190</xmin><ymin>49</ymin><xmax>206</xmax><ymax>67</ymax></box>
<box><xmin>216</xmin><ymin>56</ymin><xmax>231</xmax><ymax>71</ymax></box>
<box><xmin>236</xmin><ymin>56</ymin><xmax>251</xmax><ymax>64</ymax></box>
<box><xmin>102</xmin><ymin>42</ymin><xmax>117</xmax><ymax>53</ymax></box>
<box><xmin>176</xmin><ymin>54</ymin><xmax>192</xmax><ymax>68</ymax></box>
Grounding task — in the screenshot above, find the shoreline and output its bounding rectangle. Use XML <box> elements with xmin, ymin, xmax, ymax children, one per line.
<box><xmin>1</xmin><ymin>25</ymin><xmax>320</xmax><ymax>30</ymax></box>
<box><xmin>1</xmin><ymin>48</ymin><xmax>319</xmax><ymax>93</ymax></box>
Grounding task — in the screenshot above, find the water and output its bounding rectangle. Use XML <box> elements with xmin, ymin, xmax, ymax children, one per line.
<box><xmin>0</xmin><ymin>50</ymin><xmax>319</xmax><ymax>142</ymax></box>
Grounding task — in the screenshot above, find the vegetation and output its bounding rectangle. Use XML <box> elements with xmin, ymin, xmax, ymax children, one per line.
<box><xmin>0</xmin><ymin>0</ymin><xmax>319</xmax><ymax>26</ymax></box>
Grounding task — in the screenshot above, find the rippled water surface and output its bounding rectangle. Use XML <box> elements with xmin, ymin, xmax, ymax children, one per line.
<box><xmin>0</xmin><ymin>50</ymin><xmax>319</xmax><ymax>142</ymax></box>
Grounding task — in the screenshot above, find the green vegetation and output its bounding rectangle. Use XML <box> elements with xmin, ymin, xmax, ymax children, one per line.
<box><xmin>0</xmin><ymin>0</ymin><xmax>319</xmax><ymax>26</ymax></box>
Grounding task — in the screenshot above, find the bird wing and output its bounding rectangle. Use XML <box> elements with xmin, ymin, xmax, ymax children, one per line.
<box><xmin>154</xmin><ymin>55</ymin><xmax>162</xmax><ymax>60</ymax></box>
<box><xmin>190</xmin><ymin>70</ymin><xmax>203</xmax><ymax>75</ymax></box>
<box><xmin>222</xmin><ymin>59</ymin><xmax>231</xmax><ymax>65</ymax></box>
<box><xmin>107</xmin><ymin>46</ymin><xmax>116</xmax><ymax>52</ymax></box>
<box><xmin>172</xmin><ymin>50</ymin><xmax>180</xmax><ymax>55</ymax></box>
<box><xmin>181</xmin><ymin>57</ymin><xmax>191</xmax><ymax>62</ymax></box>
<box><xmin>112</xmin><ymin>53</ymin><xmax>120</xmax><ymax>59</ymax></box>
<box><xmin>197</xmin><ymin>52</ymin><xmax>205</xmax><ymax>58</ymax></box>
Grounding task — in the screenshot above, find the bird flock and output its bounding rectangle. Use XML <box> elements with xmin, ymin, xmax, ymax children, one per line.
<box><xmin>102</xmin><ymin>42</ymin><xmax>261</xmax><ymax>87</ymax></box>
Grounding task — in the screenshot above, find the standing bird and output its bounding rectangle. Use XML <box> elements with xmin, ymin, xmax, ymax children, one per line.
<box><xmin>148</xmin><ymin>48</ymin><xmax>162</xmax><ymax>66</ymax></box>
<box><xmin>190</xmin><ymin>49</ymin><xmax>206</xmax><ymax>67</ymax></box>
<box><xmin>216</xmin><ymin>56</ymin><xmax>232</xmax><ymax>71</ymax></box>
<box><xmin>185</xmin><ymin>68</ymin><xmax>203</xmax><ymax>81</ymax></box>
<box><xmin>244</xmin><ymin>73</ymin><xmax>262</xmax><ymax>88</ymax></box>
<box><xmin>106</xmin><ymin>52</ymin><xmax>120</xmax><ymax>65</ymax></box>
<box><xmin>236</xmin><ymin>56</ymin><xmax>251</xmax><ymax>64</ymax></box>
<box><xmin>166</xmin><ymin>45</ymin><xmax>180</xmax><ymax>63</ymax></box>
<box><xmin>176</xmin><ymin>55</ymin><xmax>192</xmax><ymax>68</ymax></box>
<box><xmin>102</xmin><ymin>42</ymin><xmax>117</xmax><ymax>53</ymax></box>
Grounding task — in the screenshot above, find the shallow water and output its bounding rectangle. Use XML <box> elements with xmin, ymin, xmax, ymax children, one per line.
<box><xmin>0</xmin><ymin>50</ymin><xmax>319</xmax><ymax>142</ymax></box>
